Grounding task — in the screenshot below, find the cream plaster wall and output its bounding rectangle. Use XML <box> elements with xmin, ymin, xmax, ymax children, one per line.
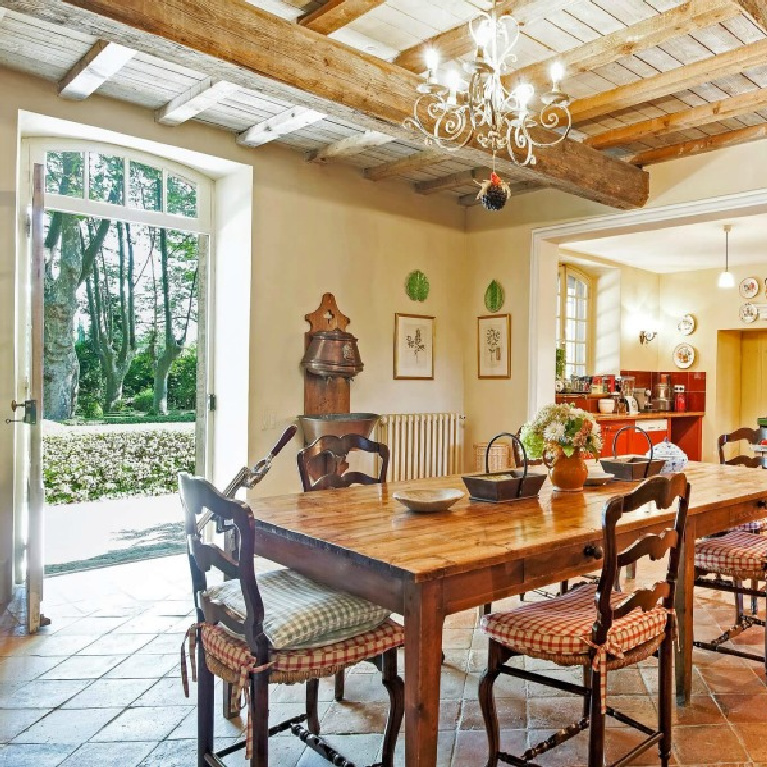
<box><xmin>0</xmin><ymin>67</ymin><xmax>467</xmax><ymax>606</ymax></box>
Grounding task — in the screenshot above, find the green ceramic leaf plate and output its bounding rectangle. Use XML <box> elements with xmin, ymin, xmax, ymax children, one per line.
<box><xmin>405</xmin><ymin>270</ymin><xmax>429</xmax><ymax>302</ymax></box>
<box><xmin>484</xmin><ymin>279</ymin><xmax>505</xmax><ymax>312</ymax></box>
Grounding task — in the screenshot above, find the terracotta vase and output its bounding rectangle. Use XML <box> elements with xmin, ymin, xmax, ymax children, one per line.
<box><xmin>548</xmin><ymin>448</ymin><xmax>588</xmax><ymax>493</ymax></box>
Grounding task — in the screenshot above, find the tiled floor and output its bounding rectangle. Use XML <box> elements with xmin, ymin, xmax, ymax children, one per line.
<box><xmin>1</xmin><ymin>555</ymin><xmax>767</xmax><ymax>767</ymax></box>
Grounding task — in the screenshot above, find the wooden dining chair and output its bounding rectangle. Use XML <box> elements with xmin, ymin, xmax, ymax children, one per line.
<box><xmin>179</xmin><ymin>472</ymin><xmax>404</xmax><ymax>767</ymax></box>
<box><xmin>717</xmin><ymin>428</ymin><xmax>767</xmax><ymax>616</ymax></box>
<box><xmin>296</xmin><ymin>433</ymin><xmax>390</xmax><ymax>701</ymax></box>
<box><xmin>479</xmin><ymin>473</ymin><xmax>690</xmax><ymax>767</ymax></box>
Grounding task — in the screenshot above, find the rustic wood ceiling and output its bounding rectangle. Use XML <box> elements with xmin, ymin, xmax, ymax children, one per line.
<box><xmin>0</xmin><ymin>0</ymin><xmax>765</xmax><ymax>208</ymax></box>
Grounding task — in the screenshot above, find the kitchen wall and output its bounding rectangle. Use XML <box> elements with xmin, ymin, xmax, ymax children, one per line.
<box><xmin>0</xmin><ymin>67</ymin><xmax>468</xmax><ymax>606</ymax></box>
<box><xmin>659</xmin><ymin>265</ymin><xmax>767</xmax><ymax>461</ymax></box>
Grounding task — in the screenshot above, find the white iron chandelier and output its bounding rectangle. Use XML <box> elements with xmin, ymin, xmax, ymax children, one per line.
<box><xmin>405</xmin><ymin>0</ymin><xmax>572</xmax><ymax>168</ymax></box>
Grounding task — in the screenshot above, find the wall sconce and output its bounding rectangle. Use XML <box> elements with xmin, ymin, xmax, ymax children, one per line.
<box><xmin>639</xmin><ymin>330</ymin><xmax>657</xmax><ymax>345</ymax></box>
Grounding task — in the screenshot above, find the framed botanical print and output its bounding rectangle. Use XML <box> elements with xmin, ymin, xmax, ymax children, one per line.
<box><xmin>478</xmin><ymin>314</ymin><xmax>511</xmax><ymax>379</ymax></box>
<box><xmin>394</xmin><ymin>313</ymin><xmax>435</xmax><ymax>380</ymax></box>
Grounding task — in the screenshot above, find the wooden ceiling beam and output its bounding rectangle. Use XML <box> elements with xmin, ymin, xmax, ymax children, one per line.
<box><xmin>414</xmin><ymin>168</ymin><xmax>487</xmax><ymax>195</ymax></box>
<box><xmin>7</xmin><ymin>0</ymin><xmax>648</xmax><ymax>208</ymax></box>
<box><xmin>364</xmin><ymin>150</ymin><xmax>445</xmax><ymax>181</ymax></box>
<box><xmin>585</xmin><ymin>88</ymin><xmax>767</xmax><ymax>149</ymax></box>
<box><xmin>394</xmin><ymin>0</ymin><xmax>578</xmax><ymax>73</ymax></box>
<box><xmin>733</xmin><ymin>0</ymin><xmax>767</xmax><ymax>29</ymax></box>
<box><xmin>307</xmin><ymin>130</ymin><xmax>393</xmax><ymax>162</ymax></box>
<box><xmin>236</xmin><ymin>107</ymin><xmax>326</xmax><ymax>147</ymax></box>
<box><xmin>156</xmin><ymin>77</ymin><xmax>239</xmax><ymax>125</ymax></box>
<box><xmin>630</xmin><ymin>123</ymin><xmax>767</xmax><ymax>165</ymax></box>
<box><xmin>58</xmin><ymin>39</ymin><xmax>136</xmax><ymax>99</ymax></box>
<box><xmin>505</xmin><ymin>0</ymin><xmax>740</xmax><ymax>92</ymax></box>
<box><xmin>570</xmin><ymin>36</ymin><xmax>767</xmax><ymax>125</ymax></box>
<box><xmin>299</xmin><ymin>0</ymin><xmax>385</xmax><ymax>35</ymax></box>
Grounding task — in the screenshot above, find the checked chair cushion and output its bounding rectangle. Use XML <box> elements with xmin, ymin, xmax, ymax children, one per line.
<box><xmin>185</xmin><ymin>618</ymin><xmax>404</xmax><ymax>759</ymax></box>
<box><xmin>730</xmin><ymin>519</ymin><xmax>767</xmax><ymax>534</ymax></box>
<box><xmin>481</xmin><ymin>584</ymin><xmax>670</xmax><ymax>713</ymax></box>
<box><xmin>481</xmin><ymin>583</ymin><xmax>668</xmax><ymax>664</ymax></box>
<box><xmin>204</xmin><ymin>569</ymin><xmax>390</xmax><ymax>649</ymax></box>
<box><xmin>695</xmin><ymin>530</ymin><xmax>767</xmax><ymax>579</ymax></box>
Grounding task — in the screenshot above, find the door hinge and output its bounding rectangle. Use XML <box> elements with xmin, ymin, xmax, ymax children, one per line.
<box><xmin>208</xmin><ymin>394</ymin><xmax>217</xmax><ymax>412</ymax></box>
<box><xmin>24</xmin><ymin>212</ymin><xmax>31</xmax><ymax>238</ymax></box>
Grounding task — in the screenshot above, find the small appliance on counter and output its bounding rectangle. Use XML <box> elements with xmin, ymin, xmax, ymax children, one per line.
<box><xmin>617</xmin><ymin>376</ymin><xmax>639</xmax><ymax>414</ymax></box>
<box><xmin>674</xmin><ymin>385</ymin><xmax>687</xmax><ymax>413</ymax></box>
<box><xmin>651</xmin><ymin>374</ymin><xmax>673</xmax><ymax>412</ymax></box>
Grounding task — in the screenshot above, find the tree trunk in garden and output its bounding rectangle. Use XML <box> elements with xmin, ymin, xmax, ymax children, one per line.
<box><xmin>152</xmin><ymin>228</ymin><xmax>198</xmax><ymax>414</ymax></box>
<box><xmin>43</xmin><ymin>152</ymin><xmax>116</xmax><ymax>420</ymax></box>
<box><xmin>85</xmin><ymin>221</ymin><xmax>137</xmax><ymax>413</ymax></box>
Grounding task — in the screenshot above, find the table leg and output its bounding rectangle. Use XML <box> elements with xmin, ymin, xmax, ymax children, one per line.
<box><xmin>675</xmin><ymin>516</ymin><xmax>696</xmax><ymax>705</ymax></box>
<box><xmin>404</xmin><ymin>580</ymin><xmax>444</xmax><ymax>767</ymax></box>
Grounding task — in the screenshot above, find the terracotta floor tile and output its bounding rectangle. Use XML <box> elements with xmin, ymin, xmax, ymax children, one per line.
<box><xmin>296</xmin><ymin>733</ymin><xmax>381</xmax><ymax>766</ymax></box>
<box><xmin>452</xmin><ymin>729</ymin><xmax>526</xmax><ymax>767</ymax></box>
<box><xmin>320</xmin><ymin>701</ymin><xmax>388</xmax><ymax>734</ymax></box>
<box><xmin>90</xmin><ymin>705</ymin><xmax>189</xmax><ymax>742</ymax></box>
<box><xmin>527</xmin><ymin>695</ymin><xmax>588</xmax><ymax>729</ymax></box>
<box><xmin>714</xmin><ymin>693</ymin><xmax>767</xmax><ymax>724</ymax></box>
<box><xmin>459</xmin><ymin>697</ymin><xmax>526</xmax><ymax>730</ymax></box>
<box><xmin>12</xmin><ymin>708</ymin><xmax>122</xmax><ymax>744</ymax></box>
<box><xmin>670</xmin><ymin>695</ymin><xmax>726</xmax><ymax>726</ymax></box>
<box><xmin>699</xmin><ymin>666</ymin><xmax>767</xmax><ymax>696</ymax></box>
<box><xmin>674</xmin><ymin>725</ymin><xmax>749</xmax><ymax>765</ymax></box>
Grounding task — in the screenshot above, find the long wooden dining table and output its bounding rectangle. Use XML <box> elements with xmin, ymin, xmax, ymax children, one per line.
<box><xmin>247</xmin><ymin>462</ymin><xmax>767</xmax><ymax>767</ymax></box>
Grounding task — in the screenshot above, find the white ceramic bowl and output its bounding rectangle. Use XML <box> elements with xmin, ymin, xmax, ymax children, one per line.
<box><xmin>598</xmin><ymin>399</ymin><xmax>616</xmax><ymax>414</ymax></box>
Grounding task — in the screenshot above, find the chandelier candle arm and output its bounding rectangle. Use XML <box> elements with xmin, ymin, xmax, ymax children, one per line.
<box><xmin>404</xmin><ymin>0</ymin><xmax>572</xmax><ymax>173</ymax></box>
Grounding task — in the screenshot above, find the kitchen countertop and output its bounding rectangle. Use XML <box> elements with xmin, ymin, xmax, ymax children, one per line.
<box><xmin>594</xmin><ymin>411</ymin><xmax>704</xmax><ymax>421</ymax></box>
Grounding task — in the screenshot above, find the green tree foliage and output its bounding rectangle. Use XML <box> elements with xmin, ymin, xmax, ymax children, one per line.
<box><xmin>167</xmin><ymin>347</ymin><xmax>197</xmax><ymax>410</ymax></box>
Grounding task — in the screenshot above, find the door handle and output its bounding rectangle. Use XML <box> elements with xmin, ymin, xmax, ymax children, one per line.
<box><xmin>6</xmin><ymin>399</ymin><xmax>37</xmax><ymax>425</ymax></box>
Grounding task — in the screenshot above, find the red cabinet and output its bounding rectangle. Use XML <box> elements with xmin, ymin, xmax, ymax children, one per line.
<box><xmin>597</xmin><ymin>416</ymin><xmax>701</xmax><ymax>460</ymax></box>
<box><xmin>599</xmin><ymin>420</ymin><xmax>634</xmax><ymax>457</ymax></box>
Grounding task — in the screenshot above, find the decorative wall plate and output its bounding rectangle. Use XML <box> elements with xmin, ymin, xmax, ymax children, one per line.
<box><xmin>677</xmin><ymin>313</ymin><xmax>696</xmax><ymax>336</ymax></box>
<box><xmin>740</xmin><ymin>303</ymin><xmax>758</xmax><ymax>323</ymax></box>
<box><xmin>739</xmin><ymin>276</ymin><xmax>759</xmax><ymax>299</ymax></box>
<box><xmin>484</xmin><ymin>280</ymin><xmax>505</xmax><ymax>313</ymax></box>
<box><xmin>673</xmin><ymin>342</ymin><xmax>696</xmax><ymax>369</ymax></box>
<box><xmin>405</xmin><ymin>270</ymin><xmax>429</xmax><ymax>302</ymax></box>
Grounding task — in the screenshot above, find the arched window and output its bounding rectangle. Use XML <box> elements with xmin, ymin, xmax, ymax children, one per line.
<box><xmin>556</xmin><ymin>264</ymin><xmax>593</xmax><ymax>378</ymax></box>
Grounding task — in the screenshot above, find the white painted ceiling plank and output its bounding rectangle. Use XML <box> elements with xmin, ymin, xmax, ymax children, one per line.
<box><xmin>236</xmin><ymin>107</ymin><xmax>327</xmax><ymax>147</ymax></box>
<box><xmin>59</xmin><ymin>40</ymin><xmax>137</xmax><ymax>100</ymax></box>
<box><xmin>157</xmin><ymin>78</ymin><xmax>240</xmax><ymax>125</ymax></box>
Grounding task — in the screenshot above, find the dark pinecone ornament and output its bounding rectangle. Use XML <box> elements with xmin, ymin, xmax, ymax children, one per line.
<box><xmin>476</xmin><ymin>171</ymin><xmax>511</xmax><ymax>211</ymax></box>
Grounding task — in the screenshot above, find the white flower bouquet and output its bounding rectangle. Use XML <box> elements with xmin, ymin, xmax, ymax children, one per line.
<box><xmin>520</xmin><ymin>403</ymin><xmax>601</xmax><ymax>461</ymax></box>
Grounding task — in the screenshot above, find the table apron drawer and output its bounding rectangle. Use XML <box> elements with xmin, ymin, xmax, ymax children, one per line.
<box><xmin>524</xmin><ymin>540</ymin><xmax>604</xmax><ymax>583</ymax></box>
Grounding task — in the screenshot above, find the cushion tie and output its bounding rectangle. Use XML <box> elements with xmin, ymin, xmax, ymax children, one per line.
<box><xmin>181</xmin><ymin>622</ymin><xmax>273</xmax><ymax>759</ymax></box>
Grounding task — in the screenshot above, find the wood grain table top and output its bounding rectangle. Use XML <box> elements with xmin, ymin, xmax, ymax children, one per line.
<box><xmin>248</xmin><ymin>462</ymin><xmax>767</xmax><ymax>582</ymax></box>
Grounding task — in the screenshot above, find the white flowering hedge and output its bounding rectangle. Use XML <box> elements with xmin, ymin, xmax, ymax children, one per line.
<box><xmin>44</xmin><ymin>429</ymin><xmax>195</xmax><ymax>504</ymax></box>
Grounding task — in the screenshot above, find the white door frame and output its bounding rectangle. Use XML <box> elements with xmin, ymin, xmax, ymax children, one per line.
<box><xmin>528</xmin><ymin>188</ymin><xmax>767</xmax><ymax>417</ymax></box>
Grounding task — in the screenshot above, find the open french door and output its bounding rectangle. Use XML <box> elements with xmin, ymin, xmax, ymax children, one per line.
<box><xmin>16</xmin><ymin>163</ymin><xmax>46</xmax><ymax>633</ymax></box>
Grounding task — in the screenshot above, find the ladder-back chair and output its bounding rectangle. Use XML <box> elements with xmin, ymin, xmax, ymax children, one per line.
<box><xmin>179</xmin><ymin>472</ymin><xmax>404</xmax><ymax>767</ymax></box>
<box><xmin>479</xmin><ymin>473</ymin><xmax>690</xmax><ymax>767</ymax></box>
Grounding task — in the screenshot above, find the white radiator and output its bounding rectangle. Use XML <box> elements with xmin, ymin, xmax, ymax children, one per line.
<box><xmin>374</xmin><ymin>412</ymin><xmax>465</xmax><ymax>482</ymax></box>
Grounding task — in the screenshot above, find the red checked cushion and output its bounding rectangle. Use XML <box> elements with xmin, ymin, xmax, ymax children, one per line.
<box><xmin>481</xmin><ymin>583</ymin><xmax>667</xmax><ymax>664</ymax></box>
<box><xmin>695</xmin><ymin>531</ymin><xmax>767</xmax><ymax>578</ymax></box>
<box><xmin>201</xmin><ymin>617</ymin><xmax>403</xmax><ymax>679</ymax></box>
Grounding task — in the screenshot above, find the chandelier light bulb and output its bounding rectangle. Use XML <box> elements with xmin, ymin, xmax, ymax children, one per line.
<box><xmin>515</xmin><ymin>82</ymin><xmax>535</xmax><ymax>111</ymax></box>
<box><xmin>718</xmin><ymin>224</ymin><xmax>734</xmax><ymax>289</ymax></box>
<box><xmin>474</xmin><ymin>19</ymin><xmax>493</xmax><ymax>50</ymax></box>
<box><xmin>718</xmin><ymin>270</ymin><xmax>735</xmax><ymax>288</ymax></box>
<box><xmin>445</xmin><ymin>68</ymin><xmax>461</xmax><ymax>103</ymax></box>
<box><xmin>424</xmin><ymin>47</ymin><xmax>440</xmax><ymax>73</ymax></box>
<box><xmin>550</xmin><ymin>61</ymin><xmax>564</xmax><ymax>89</ymax></box>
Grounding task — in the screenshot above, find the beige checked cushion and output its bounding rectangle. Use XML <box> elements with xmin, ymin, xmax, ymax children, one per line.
<box><xmin>204</xmin><ymin>569</ymin><xmax>390</xmax><ymax>650</ymax></box>
<box><xmin>195</xmin><ymin>618</ymin><xmax>404</xmax><ymax>759</ymax></box>
<box><xmin>481</xmin><ymin>583</ymin><xmax>668</xmax><ymax>664</ymax></box>
<box><xmin>695</xmin><ymin>530</ymin><xmax>767</xmax><ymax>578</ymax></box>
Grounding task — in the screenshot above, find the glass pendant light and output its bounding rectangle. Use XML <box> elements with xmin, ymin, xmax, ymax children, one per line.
<box><xmin>718</xmin><ymin>225</ymin><xmax>735</xmax><ymax>289</ymax></box>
